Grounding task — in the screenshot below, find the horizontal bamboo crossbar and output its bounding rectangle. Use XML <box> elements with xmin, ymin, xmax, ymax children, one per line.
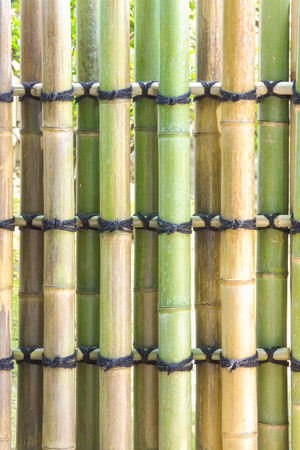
<box><xmin>10</xmin><ymin>81</ymin><xmax>295</xmax><ymax>98</ymax></box>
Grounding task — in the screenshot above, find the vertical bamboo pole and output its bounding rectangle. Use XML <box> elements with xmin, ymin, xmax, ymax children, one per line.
<box><xmin>194</xmin><ymin>1</ymin><xmax>222</xmax><ymax>448</ymax></box>
<box><xmin>256</xmin><ymin>2</ymin><xmax>289</xmax><ymax>448</ymax></box>
<box><xmin>221</xmin><ymin>1</ymin><xmax>257</xmax><ymax>448</ymax></box>
<box><xmin>17</xmin><ymin>1</ymin><xmax>44</xmax><ymax>448</ymax></box>
<box><xmin>99</xmin><ymin>1</ymin><xmax>131</xmax><ymax>448</ymax></box>
<box><xmin>42</xmin><ymin>1</ymin><xmax>75</xmax><ymax>449</ymax></box>
<box><xmin>0</xmin><ymin>1</ymin><xmax>12</xmax><ymax>449</ymax></box>
<box><xmin>76</xmin><ymin>1</ymin><xmax>100</xmax><ymax>448</ymax></box>
<box><xmin>158</xmin><ymin>1</ymin><xmax>191</xmax><ymax>448</ymax></box>
<box><xmin>134</xmin><ymin>1</ymin><xmax>159</xmax><ymax>449</ymax></box>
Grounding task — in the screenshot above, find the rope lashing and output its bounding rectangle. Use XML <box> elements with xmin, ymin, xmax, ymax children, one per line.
<box><xmin>135</xmin><ymin>212</ymin><xmax>157</xmax><ymax>232</ymax></box>
<box><xmin>157</xmin><ymin>88</ymin><xmax>191</xmax><ymax>105</ymax></box>
<box><xmin>97</xmin><ymin>217</ymin><xmax>133</xmax><ymax>233</ymax></box>
<box><xmin>42</xmin><ymin>351</ymin><xmax>77</xmax><ymax>369</ymax></box>
<box><xmin>156</xmin><ymin>354</ymin><xmax>193</xmax><ymax>375</ymax></box>
<box><xmin>219</xmin><ymin>87</ymin><xmax>257</xmax><ymax>102</ymax></box>
<box><xmin>0</xmin><ymin>353</ymin><xmax>14</xmax><ymax>371</ymax></box>
<box><xmin>0</xmin><ymin>88</ymin><xmax>14</xmax><ymax>103</ymax></box>
<box><xmin>19</xmin><ymin>81</ymin><xmax>41</xmax><ymax>102</ymax></box>
<box><xmin>20</xmin><ymin>213</ymin><xmax>43</xmax><ymax>231</ymax></box>
<box><xmin>78</xmin><ymin>346</ymin><xmax>98</xmax><ymax>366</ymax></box>
<box><xmin>76</xmin><ymin>213</ymin><xmax>98</xmax><ymax>231</ymax></box>
<box><xmin>293</xmin><ymin>81</ymin><xmax>300</xmax><ymax>104</ymax></box>
<box><xmin>290</xmin><ymin>215</ymin><xmax>300</xmax><ymax>235</ymax></box>
<box><xmin>134</xmin><ymin>347</ymin><xmax>158</xmax><ymax>366</ymax></box>
<box><xmin>193</xmin><ymin>213</ymin><xmax>219</xmax><ymax>232</ymax></box>
<box><xmin>261</xmin><ymin>213</ymin><xmax>290</xmax><ymax>234</ymax></box>
<box><xmin>97</xmin><ymin>86</ymin><xmax>132</xmax><ymax>100</ymax></box>
<box><xmin>17</xmin><ymin>346</ymin><xmax>43</xmax><ymax>365</ymax></box>
<box><xmin>219</xmin><ymin>351</ymin><xmax>259</xmax><ymax>372</ymax></box>
<box><xmin>195</xmin><ymin>346</ymin><xmax>221</xmax><ymax>365</ymax></box>
<box><xmin>75</xmin><ymin>81</ymin><xmax>98</xmax><ymax>103</ymax></box>
<box><xmin>194</xmin><ymin>81</ymin><xmax>219</xmax><ymax>101</ymax></box>
<box><xmin>259</xmin><ymin>347</ymin><xmax>289</xmax><ymax>367</ymax></box>
<box><xmin>157</xmin><ymin>217</ymin><xmax>192</xmax><ymax>235</ymax></box>
<box><xmin>133</xmin><ymin>81</ymin><xmax>157</xmax><ymax>102</ymax></box>
<box><xmin>290</xmin><ymin>351</ymin><xmax>300</xmax><ymax>372</ymax></box>
<box><xmin>40</xmin><ymin>87</ymin><xmax>74</xmax><ymax>102</ymax></box>
<box><xmin>97</xmin><ymin>353</ymin><xmax>134</xmax><ymax>372</ymax></box>
<box><xmin>219</xmin><ymin>216</ymin><xmax>256</xmax><ymax>231</ymax></box>
<box><xmin>256</xmin><ymin>80</ymin><xmax>287</xmax><ymax>103</ymax></box>
<box><xmin>42</xmin><ymin>218</ymin><xmax>77</xmax><ymax>232</ymax></box>
<box><xmin>0</xmin><ymin>217</ymin><xmax>15</xmax><ymax>231</ymax></box>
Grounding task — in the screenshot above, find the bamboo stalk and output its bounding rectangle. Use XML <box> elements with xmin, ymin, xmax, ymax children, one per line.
<box><xmin>195</xmin><ymin>1</ymin><xmax>222</xmax><ymax>448</ymax></box>
<box><xmin>0</xmin><ymin>1</ymin><xmax>12</xmax><ymax>449</ymax></box>
<box><xmin>76</xmin><ymin>1</ymin><xmax>100</xmax><ymax>448</ymax></box>
<box><xmin>134</xmin><ymin>1</ymin><xmax>159</xmax><ymax>449</ymax></box>
<box><xmin>158</xmin><ymin>1</ymin><xmax>191</xmax><ymax>448</ymax></box>
<box><xmin>41</xmin><ymin>2</ymin><xmax>75</xmax><ymax>449</ymax></box>
<box><xmin>16</xmin><ymin>1</ymin><xmax>44</xmax><ymax>449</ymax></box>
<box><xmin>256</xmin><ymin>2</ymin><xmax>289</xmax><ymax>448</ymax></box>
<box><xmin>221</xmin><ymin>1</ymin><xmax>257</xmax><ymax>448</ymax></box>
<box><xmin>99</xmin><ymin>1</ymin><xmax>131</xmax><ymax>448</ymax></box>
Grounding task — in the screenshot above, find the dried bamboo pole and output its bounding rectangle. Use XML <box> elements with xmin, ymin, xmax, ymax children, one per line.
<box><xmin>134</xmin><ymin>1</ymin><xmax>159</xmax><ymax>449</ymax></box>
<box><xmin>99</xmin><ymin>1</ymin><xmax>131</xmax><ymax>448</ymax></box>
<box><xmin>221</xmin><ymin>1</ymin><xmax>257</xmax><ymax>448</ymax></box>
<box><xmin>76</xmin><ymin>1</ymin><xmax>100</xmax><ymax>448</ymax></box>
<box><xmin>256</xmin><ymin>2</ymin><xmax>289</xmax><ymax>448</ymax></box>
<box><xmin>16</xmin><ymin>1</ymin><xmax>44</xmax><ymax>448</ymax></box>
<box><xmin>158</xmin><ymin>1</ymin><xmax>191</xmax><ymax>448</ymax></box>
<box><xmin>41</xmin><ymin>1</ymin><xmax>75</xmax><ymax>449</ymax></box>
<box><xmin>194</xmin><ymin>1</ymin><xmax>222</xmax><ymax>448</ymax></box>
<box><xmin>0</xmin><ymin>1</ymin><xmax>12</xmax><ymax>449</ymax></box>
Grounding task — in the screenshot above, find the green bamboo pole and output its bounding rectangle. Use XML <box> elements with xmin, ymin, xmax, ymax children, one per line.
<box><xmin>158</xmin><ymin>1</ymin><xmax>191</xmax><ymax>447</ymax></box>
<box><xmin>99</xmin><ymin>1</ymin><xmax>131</xmax><ymax>448</ymax></box>
<box><xmin>256</xmin><ymin>2</ymin><xmax>289</xmax><ymax>448</ymax></box>
<box><xmin>134</xmin><ymin>1</ymin><xmax>159</xmax><ymax>449</ymax></box>
<box><xmin>76</xmin><ymin>1</ymin><xmax>100</xmax><ymax>448</ymax></box>
<box><xmin>0</xmin><ymin>1</ymin><xmax>12</xmax><ymax>449</ymax></box>
<box><xmin>194</xmin><ymin>1</ymin><xmax>222</xmax><ymax>448</ymax></box>
<box><xmin>41</xmin><ymin>1</ymin><xmax>75</xmax><ymax>448</ymax></box>
<box><xmin>221</xmin><ymin>1</ymin><xmax>257</xmax><ymax>448</ymax></box>
<box><xmin>17</xmin><ymin>1</ymin><xmax>44</xmax><ymax>448</ymax></box>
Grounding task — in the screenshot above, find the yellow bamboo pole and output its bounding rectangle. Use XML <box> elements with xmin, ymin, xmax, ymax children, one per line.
<box><xmin>221</xmin><ymin>1</ymin><xmax>257</xmax><ymax>448</ymax></box>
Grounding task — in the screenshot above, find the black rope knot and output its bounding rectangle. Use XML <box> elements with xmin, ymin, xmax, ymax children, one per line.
<box><xmin>97</xmin><ymin>86</ymin><xmax>132</xmax><ymax>100</ymax></box>
<box><xmin>257</xmin><ymin>80</ymin><xmax>287</xmax><ymax>103</ymax></box>
<box><xmin>195</xmin><ymin>346</ymin><xmax>221</xmax><ymax>365</ymax></box>
<box><xmin>42</xmin><ymin>351</ymin><xmax>77</xmax><ymax>369</ymax></box>
<box><xmin>219</xmin><ymin>216</ymin><xmax>256</xmax><ymax>231</ymax></box>
<box><xmin>0</xmin><ymin>217</ymin><xmax>15</xmax><ymax>231</ymax></box>
<box><xmin>219</xmin><ymin>87</ymin><xmax>256</xmax><ymax>102</ymax></box>
<box><xmin>42</xmin><ymin>218</ymin><xmax>77</xmax><ymax>232</ymax></box>
<box><xmin>193</xmin><ymin>213</ymin><xmax>219</xmax><ymax>231</ymax></box>
<box><xmin>291</xmin><ymin>215</ymin><xmax>300</xmax><ymax>235</ymax></box>
<box><xmin>290</xmin><ymin>351</ymin><xmax>300</xmax><ymax>372</ymax></box>
<box><xmin>0</xmin><ymin>353</ymin><xmax>14</xmax><ymax>371</ymax></box>
<box><xmin>259</xmin><ymin>347</ymin><xmax>289</xmax><ymax>367</ymax></box>
<box><xmin>135</xmin><ymin>347</ymin><xmax>157</xmax><ymax>366</ymax></box>
<box><xmin>17</xmin><ymin>346</ymin><xmax>43</xmax><ymax>365</ymax></box>
<box><xmin>20</xmin><ymin>213</ymin><xmax>43</xmax><ymax>231</ymax></box>
<box><xmin>76</xmin><ymin>213</ymin><xmax>98</xmax><ymax>231</ymax></box>
<box><xmin>194</xmin><ymin>81</ymin><xmax>219</xmax><ymax>101</ymax></box>
<box><xmin>40</xmin><ymin>87</ymin><xmax>74</xmax><ymax>102</ymax></box>
<box><xmin>220</xmin><ymin>351</ymin><xmax>259</xmax><ymax>372</ymax></box>
<box><xmin>156</xmin><ymin>353</ymin><xmax>193</xmax><ymax>375</ymax></box>
<box><xmin>75</xmin><ymin>81</ymin><xmax>98</xmax><ymax>103</ymax></box>
<box><xmin>133</xmin><ymin>81</ymin><xmax>157</xmax><ymax>102</ymax></box>
<box><xmin>78</xmin><ymin>346</ymin><xmax>98</xmax><ymax>366</ymax></box>
<box><xmin>157</xmin><ymin>88</ymin><xmax>191</xmax><ymax>105</ymax></box>
<box><xmin>97</xmin><ymin>353</ymin><xmax>134</xmax><ymax>371</ymax></box>
<box><xmin>0</xmin><ymin>88</ymin><xmax>14</xmax><ymax>103</ymax></box>
<box><xmin>20</xmin><ymin>82</ymin><xmax>41</xmax><ymax>101</ymax></box>
<box><xmin>293</xmin><ymin>81</ymin><xmax>300</xmax><ymax>105</ymax></box>
<box><xmin>261</xmin><ymin>213</ymin><xmax>290</xmax><ymax>234</ymax></box>
<box><xmin>135</xmin><ymin>212</ymin><xmax>157</xmax><ymax>232</ymax></box>
<box><xmin>157</xmin><ymin>217</ymin><xmax>192</xmax><ymax>235</ymax></box>
<box><xmin>97</xmin><ymin>217</ymin><xmax>133</xmax><ymax>233</ymax></box>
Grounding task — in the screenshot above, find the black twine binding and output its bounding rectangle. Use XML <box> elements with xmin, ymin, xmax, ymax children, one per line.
<box><xmin>261</xmin><ymin>213</ymin><xmax>290</xmax><ymax>234</ymax></box>
<box><xmin>135</xmin><ymin>212</ymin><xmax>157</xmax><ymax>232</ymax></box>
<box><xmin>290</xmin><ymin>351</ymin><xmax>300</xmax><ymax>372</ymax></box>
<box><xmin>97</xmin><ymin>353</ymin><xmax>134</xmax><ymax>371</ymax></box>
<box><xmin>157</xmin><ymin>88</ymin><xmax>191</xmax><ymax>105</ymax></box>
<box><xmin>0</xmin><ymin>353</ymin><xmax>14</xmax><ymax>371</ymax></box>
<box><xmin>78</xmin><ymin>346</ymin><xmax>98</xmax><ymax>366</ymax></box>
<box><xmin>135</xmin><ymin>347</ymin><xmax>157</xmax><ymax>366</ymax></box>
<box><xmin>157</xmin><ymin>217</ymin><xmax>192</xmax><ymax>235</ymax></box>
<box><xmin>290</xmin><ymin>215</ymin><xmax>300</xmax><ymax>235</ymax></box>
<box><xmin>76</xmin><ymin>213</ymin><xmax>98</xmax><ymax>231</ymax></box>
<box><xmin>194</xmin><ymin>81</ymin><xmax>219</xmax><ymax>101</ymax></box>
<box><xmin>20</xmin><ymin>82</ymin><xmax>40</xmax><ymax>102</ymax></box>
<box><xmin>40</xmin><ymin>87</ymin><xmax>74</xmax><ymax>102</ymax></box>
<box><xmin>219</xmin><ymin>216</ymin><xmax>256</xmax><ymax>231</ymax></box>
<box><xmin>42</xmin><ymin>351</ymin><xmax>77</xmax><ymax>369</ymax></box>
<box><xmin>0</xmin><ymin>88</ymin><xmax>14</xmax><ymax>103</ymax></box>
<box><xmin>17</xmin><ymin>346</ymin><xmax>43</xmax><ymax>365</ymax></box>
<box><xmin>20</xmin><ymin>213</ymin><xmax>43</xmax><ymax>231</ymax></box>
<box><xmin>257</xmin><ymin>80</ymin><xmax>287</xmax><ymax>103</ymax></box>
<box><xmin>293</xmin><ymin>81</ymin><xmax>300</xmax><ymax>105</ymax></box>
<box><xmin>195</xmin><ymin>346</ymin><xmax>221</xmax><ymax>365</ymax></box>
<box><xmin>259</xmin><ymin>347</ymin><xmax>289</xmax><ymax>367</ymax></box>
<box><xmin>42</xmin><ymin>218</ymin><xmax>77</xmax><ymax>232</ymax></box>
<box><xmin>0</xmin><ymin>217</ymin><xmax>15</xmax><ymax>231</ymax></box>
<box><xmin>193</xmin><ymin>214</ymin><xmax>219</xmax><ymax>231</ymax></box>
<box><xmin>220</xmin><ymin>351</ymin><xmax>259</xmax><ymax>372</ymax></box>
<box><xmin>75</xmin><ymin>82</ymin><xmax>98</xmax><ymax>103</ymax></box>
<box><xmin>97</xmin><ymin>217</ymin><xmax>133</xmax><ymax>233</ymax></box>
<box><xmin>219</xmin><ymin>87</ymin><xmax>256</xmax><ymax>102</ymax></box>
<box><xmin>156</xmin><ymin>354</ymin><xmax>193</xmax><ymax>375</ymax></box>
<box><xmin>133</xmin><ymin>81</ymin><xmax>157</xmax><ymax>102</ymax></box>
<box><xmin>97</xmin><ymin>85</ymin><xmax>132</xmax><ymax>100</ymax></box>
